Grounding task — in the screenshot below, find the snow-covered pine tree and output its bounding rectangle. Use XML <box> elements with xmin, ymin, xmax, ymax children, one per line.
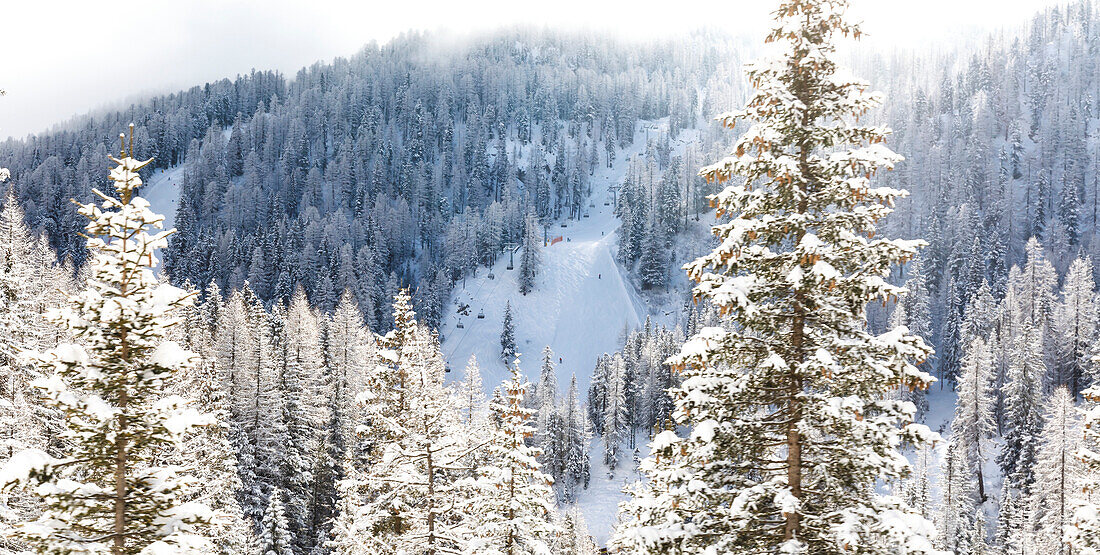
<box><xmin>639</xmin><ymin>215</ymin><xmax>668</xmax><ymax>290</ymax></box>
<box><xmin>346</xmin><ymin>289</ymin><xmax>421</xmax><ymax>488</ymax></box>
<box><xmin>278</xmin><ymin>287</ymin><xmax>326</xmax><ymax>551</ymax></box>
<box><xmin>904</xmin><ymin>445</ymin><xmax>932</xmax><ymax>521</ymax></box>
<box><xmin>1000</xmin><ymin>325</ymin><xmax>1044</xmax><ymax>494</ymax></box>
<box><xmin>962</xmin><ymin>280</ymin><xmax>997</xmax><ymax>340</ymax></box>
<box><xmin>994</xmin><ymin>486</ymin><xmax>1023</xmax><ymax>555</ymax></box>
<box><xmin>259</xmin><ymin>491</ymin><xmax>294</xmax><ymax>555</ymax></box>
<box><xmin>501</xmin><ymin>300</ymin><xmax>516</xmax><ymax>362</ymax></box>
<box><xmin>1055</xmin><ymin>256</ymin><xmax>1096</xmax><ymax>395</ymax></box>
<box><xmin>169</xmin><ymin>298</ymin><xmax>257</xmax><ymax>553</ymax></box>
<box><xmin>458</xmin><ymin>355</ymin><xmax>487</xmax><ymax>429</ymax></box>
<box><xmin>0</xmin><ymin>130</ymin><xmax>213</xmax><ymax>553</ymax></box>
<box><xmin>0</xmin><ymin>185</ymin><xmax>67</xmax><ymax>402</ymax></box>
<box><xmin>939</xmin><ymin>440</ymin><xmax>976</xmax><ymax>554</ymax></box>
<box><xmin>940</xmin><ymin>278</ymin><xmax>964</xmax><ymax>384</ymax></box>
<box><xmin>1069</xmin><ymin>369</ymin><xmax>1100</xmax><ymax>551</ymax></box>
<box><xmin>332</xmin><ymin>291</ymin><xmax>475</xmax><ymax>554</ymax></box>
<box><xmin>0</xmin><ymin>185</ymin><xmax>67</xmax><ymax>551</ymax></box>
<box><xmin>519</xmin><ymin>214</ymin><xmax>541</xmax><ymax>296</ymax></box>
<box><xmin>214</xmin><ymin>288</ymin><xmax>252</xmax><ymax>421</ymax></box>
<box><xmin>889</xmin><ymin>300</ymin><xmax>929</xmax><ymax>417</ymax></box>
<box><xmin>536</xmin><ymin>346</ymin><xmax>558</xmax><ymax>410</ymax></box>
<box><xmin>601</xmin><ymin>353</ymin><xmax>627</xmax><ymax>472</ymax></box>
<box><xmin>219</xmin><ymin>287</ymin><xmax>283</xmax><ymax>528</ymax></box>
<box><xmin>901</xmin><ymin>258</ymin><xmax>932</xmax><ymax>363</ymax></box>
<box><xmin>370</xmin><ymin>344</ymin><xmax>470</xmax><ymax>553</ymax></box>
<box><xmin>954</xmin><ymin>336</ymin><xmax>995</xmax><ymax>502</ymax></box>
<box><xmin>538</xmin><ymin>405</ymin><xmax>568</xmax><ymax>494</ymax></box>
<box><xmin>971</xmin><ymin>509</ymin><xmax>989</xmax><ymax>555</ymax></box>
<box><xmin>612</xmin><ymin>1</ymin><xmax>940</xmax><ymax>551</ymax></box>
<box><xmin>1030</xmin><ymin>386</ymin><xmax>1082</xmax><ymax>554</ymax></box>
<box><xmin>327</xmin><ymin>289</ymin><xmax>373</xmax><ymax>458</ymax></box>
<box><xmin>586</xmin><ymin>355</ymin><xmax>608</xmax><ymax>437</ymax></box>
<box><xmin>604</xmin><ymin>114</ymin><xmax>616</xmax><ymax>169</ymax></box>
<box><xmin>562</xmin><ymin>374</ymin><xmax>591</xmax><ymax>500</ymax></box>
<box><xmin>327</xmin><ymin>470</ymin><xmax>369</xmax><ymax>555</ymax></box>
<box><xmin>1013</xmin><ymin>238</ymin><xmax>1057</xmax><ymax>375</ymax></box>
<box><xmin>454</xmin><ymin>355</ymin><xmax>491</xmax><ymax>484</ymax></box>
<box><xmin>533</xmin><ymin>348</ymin><xmax>567</xmax><ymax>485</ymax></box>
<box><xmin>464</xmin><ymin>361</ymin><xmax>559</xmax><ymax>554</ymax></box>
<box><xmin>553</xmin><ymin>507</ymin><xmax>599</xmax><ymax>555</ymax></box>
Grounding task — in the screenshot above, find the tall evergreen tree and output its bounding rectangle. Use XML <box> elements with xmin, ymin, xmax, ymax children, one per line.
<box><xmin>553</xmin><ymin>507</ymin><xmax>599</xmax><ymax>555</ymax></box>
<box><xmin>904</xmin><ymin>445</ymin><xmax>932</xmax><ymax>522</ymax></box>
<box><xmin>0</xmin><ymin>185</ymin><xmax>67</xmax><ymax>551</ymax></box>
<box><xmin>327</xmin><ymin>290</ymin><xmax>373</xmax><ymax>459</ymax></box>
<box><xmin>278</xmin><ymin>288</ymin><xmax>326</xmax><ymax>552</ymax></box>
<box><xmin>536</xmin><ymin>346</ymin><xmax>558</xmax><ymax>410</ymax></box>
<box><xmin>562</xmin><ymin>374</ymin><xmax>591</xmax><ymax>500</ymax></box>
<box><xmin>639</xmin><ymin>216</ymin><xmax>668</xmax><ymax>290</ymax></box>
<box><xmin>1069</xmin><ymin>368</ymin><xmax>1100</xmax><ymax>550</ymax></box>
<box><xmin>458</xmin><ymin>355</ymin><xmax>487</xmax><ymax>429</ymax></box>
<box><xmin>1030</xmin><ymin>386</ymin><xmax>1082</xmax><ymax>554</ymax></box>
<box><xmin>1055</xmin><ymin>257</ymin><xmax>1096</xmax><ymax>395</ymax></box>
<box><xmin>170</xmin><ymin>298</ymin><xmax>257</xmax><ymax>553</ymax></box>
<box><xmin>464</xmin><ymin>362</ymin><xmax>559</xmax><ymax>554</ymax></box>
<box><xmin>259</xmin><ymin>491</ymin><xmax>294</xmax><ymax>555</ymax></box>
<box><xmin>999</xmin><ymin>325</ymin><xmax>1044</xmax><ymax>494</ymax></box>
<box><xmin>953</xmin><ymin>336</ymin><xmax>995</xmax><ymax>501</ymax></box>
<box><xmin>331</xmin><ymin>291</ymin><xmax>474</xmax><ymax>554</ymax></box>
<box><xmin>995</xmin><ymin>486</ymin><xmax>1023</xmax><ymax>555</ymax></box>
<box><xmin>613</xmin><ymin>2</ymin><xmax>940</xmax><ymax>551</ymax></box>
<box><xmin>0</xmin><ymin>133</ymin><xmax>213</xmax><ymax>553</ymax></box>
<box><xmin>500</xmin><ymin>301</ymin><xmax>516</xmax><ymax>362</ymax></box>
<box><xmin>601</xmin><ymin>354</ymin><xmax>627</xmax><ymax>472</ymax></box>
<box><xmin>938</xmin><ymin>440</ymin><xmax>976</xmax><ymax>554</ymax></box>
<box><xmin>519</xmin><ymin>214</ymin><xmax>541</xmax><ymax>296</ymax></box>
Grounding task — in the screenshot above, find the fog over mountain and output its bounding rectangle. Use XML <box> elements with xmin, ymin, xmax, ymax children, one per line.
<box><xmin>1</xmin><ymin>0</ymin><xmax>1063</xmax><ymax>139</ymax></box>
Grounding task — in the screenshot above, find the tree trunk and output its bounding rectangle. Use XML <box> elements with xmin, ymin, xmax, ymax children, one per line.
<box><xmin>426</xmin><ymin>432</ymin><xmax>436</xmax><ymax>555</ymax></box>
<box><xmin>785</xmin><ymin>78</ymin><xmax>812</xmax><ymax>542</ymax></box>
<box><xmin>114</xmin><ymin>278</ymin><xmax>131</xmax><ymax>554</ymax></box>
<box><xmin>114</xmin><ymin>395</ymin><xmax>127</xmax><ymax>555</ymax></box>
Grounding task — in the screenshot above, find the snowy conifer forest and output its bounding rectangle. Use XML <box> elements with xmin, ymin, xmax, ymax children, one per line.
<box><xmin>6</xmin><ymin>0</ymin><xmax>1100</xmax><ymax>552</ymax></box>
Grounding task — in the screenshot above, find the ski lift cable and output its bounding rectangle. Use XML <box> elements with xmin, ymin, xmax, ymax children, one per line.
<box><xmin>443</xmin><ymin>249</ymin><xmax>512</xmax><ymax>363</ymax></box>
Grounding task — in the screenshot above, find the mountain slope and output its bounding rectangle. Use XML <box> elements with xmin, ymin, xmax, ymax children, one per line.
<box><xmin>440</xmin><ymin>119</ymin><xmax>676</xmax><ymax>394</ymax></box>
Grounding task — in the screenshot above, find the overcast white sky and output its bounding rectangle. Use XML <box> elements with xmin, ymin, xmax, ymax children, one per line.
<box><xmin>0</xmin><ymin>0</ymin><xmax>1069</xmax><ymax>140</ymax></box>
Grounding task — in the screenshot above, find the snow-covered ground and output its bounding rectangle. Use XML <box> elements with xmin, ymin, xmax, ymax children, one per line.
<box><xmin>141</xmin><ymin>164</ymin><xmax>185</xmax><ymax>231</ymax></box>
<box><xmin>440</xmin><ymin>122</ymin><xmax>665</xmax><ymax>395</ymax></box>
<box><xmin>567</xmin><ymin>435</ymin><xmax>647</xmax><ymax>543</ymax></box>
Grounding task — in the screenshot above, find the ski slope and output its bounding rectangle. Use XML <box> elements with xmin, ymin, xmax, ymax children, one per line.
<box><xmin>440</xmin><ymin>122</ymin><xmax>668</xmax><ymax>395</ymax></box>
<box><xmin>441</xmin><ymin>120</ymin><xmax>679</xmax><ymax>544</ymax></box>
<box><xmin>141</xmin><ymin>164</ymin><xmax>185</xmax><ymax>231</ymax></box>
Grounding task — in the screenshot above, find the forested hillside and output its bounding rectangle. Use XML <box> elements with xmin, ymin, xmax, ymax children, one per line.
<box><xmin>871</xmin><ymin>0</ymin><xmax>1100</xmax><ymax>371</ymax></box>
<box><xmin>859</xmin><ymin>2</ymin><xmax>1100</xmax><ymax>550</ymax></box>
<box><xmin>0</xmin><ymin>30</ymin><xmax>741</xmax><ymax>332</ymax></box>
<box><xmin>11</xmin><ymin>0</ymin><xmax>1100</xmax><ymax>553</ymax></box>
